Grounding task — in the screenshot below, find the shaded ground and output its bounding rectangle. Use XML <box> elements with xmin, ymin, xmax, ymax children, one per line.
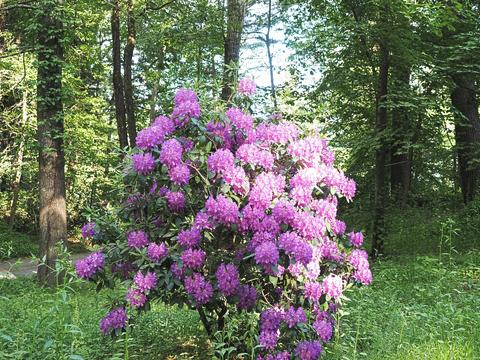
<box><xmin>0</xmin><ymin>252</ymin><xmax>89</xmax><ymax>279</ymax></box>
<box><xmin>1</xmin><ymin>252</ymin><xmax>479</xmax><ymax>359</ymax></box>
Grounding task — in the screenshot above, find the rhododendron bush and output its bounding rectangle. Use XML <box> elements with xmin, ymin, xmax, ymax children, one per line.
<box><xmin>77</xmin><ymin>80</ymin><xmax>372</xmax><ymax>359</ymax></box>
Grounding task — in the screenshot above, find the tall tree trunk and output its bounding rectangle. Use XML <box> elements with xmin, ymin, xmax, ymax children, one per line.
<box><xmin>112</xmin><ymin>0</ymin><xmax>128</xmax><ymax>150</ymax></box>
<box><xmin>371</xmin><ymin>42</ymin><xmax>389</xmax><ymax>259</ymax></box>
<box><xmin>149</xmin><ymin>82</ymin><xmax>158</xmax><ymax>123</ymax></box>
<box><xmin>9</xmin><ymin>87</ymin><xmax>28</xmax><ymax>226</ymax></box>
<box><xmin>221</xmin><ymin>0</ymin><xmax>246</xmax><ymax>101</ymax></box>
<box><xmin>266</xmin><ymin>0</ymin><xmax>277</xmax><ymax>108</ymax></box>
<box><xmin>390</xmin><ymin>66</ymin><xmax>411</xmax><ymax>207</ymax></box>
<box><xmin>451</xmin><ymin>75</ymin><xmax>480</xmax><ymax>204</ymax></box>
<box><xmin>37</xmin><ymin>0</ymin><xmax>67</xmax><ymax>286</ymax></box>
<box><xmin>124</xmin><ymin>0</ymin><xmax>136</xmax><ymax>146</ymax></box>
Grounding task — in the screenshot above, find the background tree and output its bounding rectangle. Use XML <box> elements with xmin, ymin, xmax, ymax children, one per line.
<box><xmin>36</xmin><ymin>0</ymin><xmax>67</xmax><ymax>286</ymax></box>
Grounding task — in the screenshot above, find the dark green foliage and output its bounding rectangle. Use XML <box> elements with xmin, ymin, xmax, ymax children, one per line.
<box><xmin>0</xmin><ymin>221</ymin><xmax>38</xmax><ymax>260</ymax></box>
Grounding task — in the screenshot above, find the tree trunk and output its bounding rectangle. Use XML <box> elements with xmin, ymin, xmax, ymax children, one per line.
<box><xmin>451</xmin><ymin>75</ymin><xmax>480</xmax><ymax>204</ymax></box>
<box><xmin>9</xmin><ymin>87</ymin><xmax>28</xmax><ymax>226</ymax></box>
<box><xmin>371</xmin><ymin>42</ymin><xmax>389</xmax><ymax>259</ymax></box>
<box><xmin>221</xmin><ymin>0</ymin><xmax>247</xmax><ymax>101</ymax></box>
<box><xmin>149</xmin><ymin>82</ymin><xmax>158</xmax><ymax>123</ymax></box>
<box><xmin>390</xmin><ymin>66</ymin><xmax>411</xmax><ymax>206</ymax></box>
<box><xmin>112</xmin><ymin>0</ymin><xmax>129</xmax><ymax>150</ymax></box>
<box><xmin>266</xmin><ymin>0</ymin><xmax>277</xmax><ymax>108</ymax></box>
<box><xmin>37</xmin><ymin>0</ymin><xmax>67</xmax><ymax>287</ymax></box>
<box><xmin>124</xmin><ymin>0</ymin><xmax>136</xmax><ymax>146</ymax></box>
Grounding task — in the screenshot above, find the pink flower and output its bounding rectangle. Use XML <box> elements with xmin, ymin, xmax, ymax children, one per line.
<box><xmin>237</xmin><ymin>78</ymin><xmax>256</xmax><ymax>96</ymax></box>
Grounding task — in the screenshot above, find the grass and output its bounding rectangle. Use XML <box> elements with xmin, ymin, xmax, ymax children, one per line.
<box><xmin>1</xmin><ymin>207</ymin><xmax>479</xmax><ymax>359</ymax></box>
<box><xmin>0</xmin><ymin>221</ymin><xmax>38</xmax><ymax>260</ymax></box>
<box><xmin>0</xmin><ymin>220</ymin><xmax>88</xmax><ymax>260</ymax></box>
<box><xmin>1</xmin><ymin>252</ymin><xmax>479</xmax><ymax>359</ymax></box>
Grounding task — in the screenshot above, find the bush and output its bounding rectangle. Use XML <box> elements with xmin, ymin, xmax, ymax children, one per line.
<box><xmin>77</xmin><ymin>81</ymin><xmax>372</xmax><ymax>359</ymax></box>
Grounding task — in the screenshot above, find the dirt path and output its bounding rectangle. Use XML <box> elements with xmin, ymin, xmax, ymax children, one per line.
<box><xmin>0</xmin><ymin>253</ymin><xmax>89</xmax><ymax>279</ymax></box>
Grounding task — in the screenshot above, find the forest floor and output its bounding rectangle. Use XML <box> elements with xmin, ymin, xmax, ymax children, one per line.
<box><xmin>0</xmin><ymin>251</ymin><xmax>479</xmax><ymax>359</ymax></box>
<box><xmin>0</xmin><ymin>252</ymin><xmax>89</xmax><ymax>279</ymax></box>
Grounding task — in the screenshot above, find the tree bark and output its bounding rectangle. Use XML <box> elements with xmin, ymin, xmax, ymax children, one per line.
<box><xmin>390</xmin><ymin>66</ymin><xmax>411</xmax><ymax>206</ymax></box>
<box><xmin>221</xmin><ymin>0</ymin><xmax>247</xmax><ymax>101</ymax></box>
<box><xmin>124</xmin><ymin>0</ymin><xmax>136</xmax><ymax>146</ymax></box>
<box><xmin>149</xmin><ymin>82</ymin><xmax>158</xmax><ymax>123</ymax></box>
<box><xmin>266</xmin><ymin>0</ymin><xmax>277</xmax><ymax>108</ymax></box>
<box><xmin>371</xmin><ymin>42</ymin><xmax>389</xmax><ymax>259</ymax></box>
<box><xmin>112</xmin><ymin>0</ymin><xmax>129</xmax><ymax>150</ymax></box>
<box><xmin>9</xmin><ymin>86</ymin><xmax>28</xmax><ymax>226</ymax></box>
<box><xmin>451</xmin><ymin>75</ymin><xmax>480</xmax><ymax>204</ymax></box>
<box><xmin>36</xmin><ymin>0</ymin><xmax>67</xmax><ymax>286</ymax></box>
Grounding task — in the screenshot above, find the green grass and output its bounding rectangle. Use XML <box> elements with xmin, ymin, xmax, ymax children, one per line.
<box><xmin>0</xmin><ymin>221</ymin><xmax>38</xmax><ymax>260</ymax></box>
<box><xmin>328</xmin><ymin>253</ymin><xmax>480</xmax><ymax>359</ymax></box>
<box><xmin>0</xmin><ymin>279</ymin><xmax>209</xmax><ymax>359</ymax></box>
<box><xmin>1</xmin><ymin>252</ymin><xmax>479</xmax><ymax>359</ymax></box>
<box><xmin>0</xmin><ymin>220</ymin><xmax>88</xmax><ymax>260</ymax></box>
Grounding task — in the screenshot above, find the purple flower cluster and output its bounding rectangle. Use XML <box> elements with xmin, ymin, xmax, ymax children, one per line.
<box><xmin>205</xmin><ymin>195</ymin><xmax>239</xmax><ymax>225</ymax></box>
<box><xmin>171</xmin><ymin>88</ymin><xmax>201</xmax><ymax>125</ymax></box>
<box><xmin>284</xmin><ymin>306</ymin><xmax>307</xmax><ymax>328</ymax></box>
<box><xmin>164</xmin><ymin>190</ymin><xmax>185</xmax><ymax>211</ymax></box>
<box><xmin>238</xmin><ymin>78</ymin><xmax>256</xmax><ymax>96</ymax></box>
<box><xmin>207</xmin><ymin>148</ymin><xmax>235</xmax><ymax>174</ymax></box>
<box><xmin>75</xmin><ymin>251</ymin><xmax>104</xmax><ymax>279</ymax></box>
<box><xmin>223</xmin><ymin>166</ymin><xmax>250</xmax><ymax>195</ymax></box>
<box><xmin>177</xmin><ymin>228</ymin><xmax>201</xmax><ymax>248</ymax></box>
<box><xmin>132</xmin><ymin>153</ymin><xmax>155</xmax><ymax>175</ymax></box>
<box><xmin>279</xmin><ymin>232</ymin><xmax>313</xmax><ymax>265</ymax></box>
<box><xmin>133</xmin><ymin>271</ymin><xmax>157</xmax><ymax>293</ymax></box>
<box><xmin>236</xmin><ymin>144</ymin><xmax>274</xmax><ymax>170</ymax></box>
<box><xmin>147</xmin><ymin>242</ymin><xmax>168</xmax><ymax>262</ymax></box>
<box><xmin>81</xmin><ymin>222</ymin><xmax>96</xmax><ymax>238</ymax></box>
<box><xmin>322</xmin><ymin>274</ymin><xmax>343</xmax><ymax>299</ymax></box>
<box><xmin>216</xmin><ymin>263</ymin><xmax>240</xmax><ymax>297</ymax></box>
<box><xmin>255</xmin><ymin>241</ymin><xmax>279</xmax><ymax>266</ymax></box>
<box><xmin>295</xmin><ymin>340</ymin><xmax>323</xmax><ymax>360</ymax></box>
<box><xmin>237</xmin><ymin>284</ymin><xmax>257</xmax><ymax>310</ymax></box>
<box><xmin>252</xmin><ymin>122</ymin><xmax>299</xmax><ymax>145</ymax></box>
<box><xmin>348</xmin><ymin>231</ymin><xmax>364</xmax><ymax>247</ymax></box>
<box><xmin>159</xmin><ymin>139</ymin><xmax>183</xmax><ymax>169</ymax></box>
<box><xmin>99</xmin><ymin>307</ymin><xmax>128</xmax><ymax>335</ymax></box>
<box><xmin>152</xmin><ymin>115</ymin><xmax>175</xmax><ymax>135</ymax></box>
<box><xmin>168</xmin><ymin>164</ymin><xmax>190</xmax><ymax>185</ymax></box>
<box><xmin>259</xmin><ymin>308</ymin><xmax>284</xmax><ymax>350</ymax></box>
<box><xmin>257</xmin><ymin>351</ymin><xmax>291</xmax><ymax>360</ymax></box>
<box><xmin>135</xmin><ymin>125</ymin><xmax>165</xmax><ymax>150</ymax></box>
<box><xmin>349</xmin><ymin>249</ymin><xmax>372</xmax><ymax>285</ymax></box>
<box><xmin>226</xmin><ymin>107</ymin><xmax>254</xmax><ymax>130</ymax></box>
<box><xmin>304</xmin><ymin>282</ymin><xmax>323</xmax><ymax>301</ymax></box>
<box><xmin>184</xmin><ymin>273</ymin><xmax>213</xmax><ymax>305</ymax></box>
<box><xmin>126</xmin><ymin>288</ymin><xmax>147</xmax><ymax>308</ymax></box>
<box><xmin>313</xmin><ymin>318</ymin><xmax>333</xmax><ymax>342</ymax></box>
<box><xmin>127</xmin><ymin>230</ymin><xmax>149</xmax><ymax>248</ymax></box>
<box><xmin>181</xmin><ymin>248</ymin><xmax>206</xmax><ymax>269</ymax></box>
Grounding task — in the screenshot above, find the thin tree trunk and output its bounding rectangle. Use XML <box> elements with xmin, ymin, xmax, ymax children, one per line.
<box><xmin>221</xmin><ymin>0</ymin><xmax>247</xmax><ymax>101</ymax></box>
<box><xmin>124</xmin><ymin>0</ymin><xmax>136</xmax><ymax>146</ymax></box>
<box><xmin>149</xmin><ymin>82</ymin><xmax>158</xmax><ymax>123</ymax></box>
<box><xmin>451</xmin><ymin>75</ymin><xmax>480</xmax><ymax>204</ymax></box>
<box><xmin>390</xmin><ymin>66</ymin><xmax>411</xmax><ymax>206</ymax></box>
<box><xmin>9</xmin><ymin>87</ymin><xmax>28</xmax><ymax>226</ymax></box>
<box><xmin>266</xmin><ymin>0</ymin><xmax>277</xmax><ymax>108</ymax></box>
<box><xmin>37</xmin><ymin>0</ymin><xmax>67</xmax><ymax>286</ymax></box>
<box><xmin>112</xmin><ymin>0</ymin><xmax>128</xmax><ymax>150</ymax></box>
<box><xmin>371</xmin><ymin>42</ymin><xmax>389</xmax><ymax>259</ymax></box>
